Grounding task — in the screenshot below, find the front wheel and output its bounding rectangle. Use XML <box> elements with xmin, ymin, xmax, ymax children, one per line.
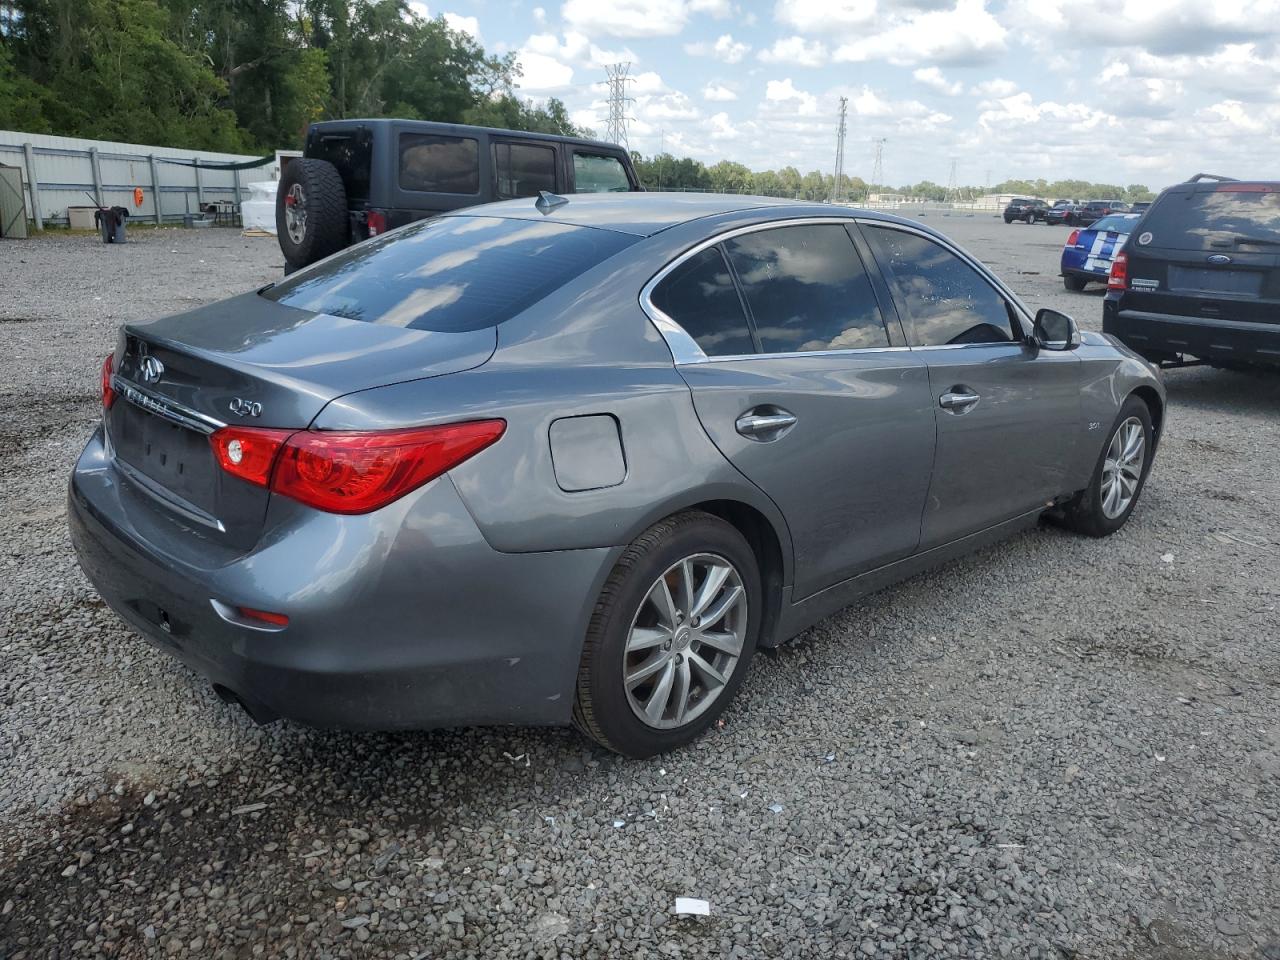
<box><xmin>573</xmin><ymin>511</ymin><xmax>761</xmax><ymax>757</ymax></box>
<box><xmin>1061</xmin><ymin>396</ymin><xmax>1154</xmax><ymax>537</ymax></box>
<box><xmin>1026</xmin><ymin>213</ymin><xmax>1037</xmax><ymax>224</ymax></box>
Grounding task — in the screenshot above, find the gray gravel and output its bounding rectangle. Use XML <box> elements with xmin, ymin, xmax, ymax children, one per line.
<box><xmin>2</xmin><ymin>220</ymin><xmax>1278</xmax><ymax>960</ymax></box>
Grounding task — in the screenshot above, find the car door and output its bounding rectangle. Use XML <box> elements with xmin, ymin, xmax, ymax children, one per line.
<box><xmin>644</xmin><ymin>221</ymin><xmax>937</xmax><ymax>599</ymax></box>
<box><xmin>859</xmin><ymin>221</ymin><xmax>1082</xmax><ymax>549</ymax></box>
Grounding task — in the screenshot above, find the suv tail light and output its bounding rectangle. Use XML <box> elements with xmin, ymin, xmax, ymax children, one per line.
<box><xmin>208</xmin><ymin>420</ymin><xmax>506</xmax><ymax>514</ymax></box>
<box><xmin>1108</xmin><ymin>251</ymin><xmax>1129</xmax><ymax>291</ymax></box>
<box><xmin>366</xmin><ymin>211</ymin><xmax>387</xmax><ymax>236</ymax></box>
<box><xmin>1067</xmin><ymin>229</ymin><xmax>1080</xmax><ymax>246</ymax></box>
<box><xmin>101</xmin><ymin>355</ymin><xmax>116</xmax><ymax>409</ymax></box>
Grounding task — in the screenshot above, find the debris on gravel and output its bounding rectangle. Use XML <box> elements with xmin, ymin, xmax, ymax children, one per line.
<box><xmin>2</xmin><ymin>223</ymin><xmax>1278</xmax><ymax>959</ymax></box>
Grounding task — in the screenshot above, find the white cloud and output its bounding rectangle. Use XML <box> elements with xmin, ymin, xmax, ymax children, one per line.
<box><xmin>1013</xmin><ymin>0</ymin><xmax>1280</xmax><ymax>54</ymax></box>
<box><xmin>765</xmin><ymin>78</ymin><xmax>819</xmax><ymax>116</ymax></box>
<box><xmin>685</xmin><ymin>32</ymin><xmax>751</xmax><ymax>63</ymax></box>
<box><xmin>561</xmin><ymin>0</ymin><xmax>689</xmax><ymax>37</ymax></box>
<box><xmin>643</xmin><ymin>91</ymin><xmax>702</xmax><ymax>120</ymax></box>
<box><xmin>533</xmin><ymin>6</ymin><xmax>547</xmax><ymax>24</ymax></box>
<box><xmin>833</xmin><ymin>0</ymin><xmax>1007</xmax><ymax>66</ymax></box>
<box><xmin>690</xmin><ymin>0</ymin><xmax>732</xmax><ymax>15</ymax></box>
<box><xmin>443</xmin><ymin>12</ymin><xmax>481</xmax><ymax>41</ymax></box>
<box><xmin>758</xmin><ymin>36</ymin><xmax>829</xmax><ymax>67</ymax></box>
<box><xmin>969</xmin><ymin>77</ymin><xmax>1019</xmax><ymax>98</ymax></box>
<box><xmin>514</xmin><ymin>50</ymin><xmax>575</xmax><ymax>91</ymax></box>
<box><xmin>709</xmin><ymin>111</ymin><xmax>741</xmax><ymax>139</ymax></box>
<box><xmin>632</xmin><ymin>71</ymin><xmax>667</xmax><ymax>94</ymax></box>
<box><xmin>703</xmin><ymin>82</ymin><xmax>738</xmax><ymax>101</ymax></box>
<box><xmin>912</xmin><ymin>66</ymin><xmax>962</xmax><ymax>95</ymax></box>
<box><xmin>775</xmin><ymin>0</ymin><xmax>876</xmax><ymax>32</ymax></box>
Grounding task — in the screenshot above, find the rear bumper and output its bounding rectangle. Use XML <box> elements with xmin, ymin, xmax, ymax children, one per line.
<box><xmin>1103</xmin><ymin>300</ymin><xmax>1280</xmax><ymax>367</ymax></box>
<box><xmin>69</xmin><ymin>426</ymin><xmax>620</xmax><ymax>730</ymax></box>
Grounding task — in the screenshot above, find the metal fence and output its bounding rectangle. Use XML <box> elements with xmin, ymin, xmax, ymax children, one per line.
<box><xmin>0</xmin><ymin>130</ymin><xmax>289</xmax><ymax>230</ymax></box>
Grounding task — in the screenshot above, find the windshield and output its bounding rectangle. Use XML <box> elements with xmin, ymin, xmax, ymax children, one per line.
<box><xmin>1139</xmin><ymin>186</ymin><xmax>1280</xmax><ymax>250</ymax></box>
<box><xmin>262</xmin><ymin>216</ymin><xmax>636</xmax><ymax>332</ymax></box>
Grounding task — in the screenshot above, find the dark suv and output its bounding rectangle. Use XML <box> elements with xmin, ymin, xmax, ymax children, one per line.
<box><xmin>1104</xmin><ymin>174</ymin><xmax>1280</xmax><ymax>369</ymax></box>
<box><xmin>1074</xmin><ymin>200</ymin><xmax>1128</xmax><ymax>227</ymax></box>
<box><xmin>276</xmin><ymin>119</ymin><xmax>641</xmax><ymax>270</ymax></box>
<box><xmin>1003</xmin><ymin>198</ymin><xmax>1049</xmax><ymax>224</ymax></box>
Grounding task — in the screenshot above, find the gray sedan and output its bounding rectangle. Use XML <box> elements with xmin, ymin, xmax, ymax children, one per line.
<box><xmin>69</xmin><ymin>193</ymin><xmax>1164</xmax><ymax>757</ymax></box>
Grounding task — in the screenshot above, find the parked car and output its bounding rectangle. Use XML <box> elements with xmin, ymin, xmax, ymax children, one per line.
<box><xmin>276</xmin><ymin>118</ymin><xmax>641</xmax><ymax>271</ymax></box>
<box><xmin>1073</xmin><ymin>200</ymin><xmax>1129</xmax><ymax>226</ymax></box>
<box><xmin>1129</xmin><ymin>201</ymin><xmax>1151</xmax><ymax>215</ymax></box>
<box><xmin>1003</xmin><ymin>198</ymin><xmax>1050</xmax><ymax>223</ymax></box>
<box><xmin>1061</xmin><ymin>213</ymin><xmax>1143</xmax><ymax>290</ymax></box>
<box><xmin>1104</xmin><ymin>174</ymin><xmax>1280</xmax><ymax>369</ymax></box>
<box><xmin>1046</xmin><ymin>200</ymin><xmax>1080</xmax><ymax>225</ymax></box>
<box><xmin>72</xmin><ymin>194</ymin><xmax>1164</xmax><ymax>757</ymax></box>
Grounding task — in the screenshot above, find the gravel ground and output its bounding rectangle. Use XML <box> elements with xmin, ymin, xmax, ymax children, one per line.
<box><xmin>1</xmin><ymin>220</ymin><xmax>1278</xmax><ymax>960</ymax></box>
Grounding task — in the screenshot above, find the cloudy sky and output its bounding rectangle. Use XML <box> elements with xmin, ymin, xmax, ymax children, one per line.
<box><xmin>422</xmin><ymin>0</ymin><xmax>1280</xmax><ymax>190</ymax></box>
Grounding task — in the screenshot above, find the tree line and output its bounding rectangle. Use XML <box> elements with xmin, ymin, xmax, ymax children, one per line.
<box><xmin>630</xmin><ymin>155</ymin><xmax>1154</xmax><ymax>203</ymax></box>
<box><xmin>0</xmin><ymin>0</ymin><xmax>586</xmax><ymax>152</ymax></box>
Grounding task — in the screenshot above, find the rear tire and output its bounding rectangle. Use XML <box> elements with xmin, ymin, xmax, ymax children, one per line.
<box><xmin>1026</xmin><ymin>213</ymin><xmax>1037</xmax><ymax>224</ymax></box>
<box><xmin>1063</xmin><ymin>274</ymin><xmax>1088</xmax><ymax>291</ymax></box>
<box><xmin>1061</xmin><ymin>396</ymin><xmax>1154</xmax><ymax>537</ymax></box>
<box><xmin>573</xmin><ymin>511</ymin><xmax>761</xmax><ymax>758</ymax></box>
<box><xmin>276</xmin><ymin>158</ymin><xmax>348</xmax><ymax>271</ymax></box>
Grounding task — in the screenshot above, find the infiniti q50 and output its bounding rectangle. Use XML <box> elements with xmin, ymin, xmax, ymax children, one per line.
<box><xmin>70</xmin><ymin>193</ymin><xmax>1164</xmax><ymax>757</ymax></box>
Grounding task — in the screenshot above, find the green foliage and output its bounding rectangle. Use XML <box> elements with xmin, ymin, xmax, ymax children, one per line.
<box><xmin>0</xmin><ymin>0</ymin><xmax>582</xmax><ymax>151</ymax></box>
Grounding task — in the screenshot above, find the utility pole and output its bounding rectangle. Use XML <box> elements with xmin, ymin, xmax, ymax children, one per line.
<box><xmin>830</xmin><ymin>97</ymin><xmax>848</xmax><ymax>204</ymax></box>
<box><xmin>604</xmin><ymin>63</ymin><xmax>634</xmax><ymax>150</ymax></box>
<box><xmin>870</xmin><ymin>138</ymin><xmax>886</xmax><ymax>192</ymax></box>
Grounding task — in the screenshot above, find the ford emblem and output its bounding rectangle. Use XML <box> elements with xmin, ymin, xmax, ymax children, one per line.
<box><xmin>1207</xmin><ymin>254</ymin><xmax>1232</xmax><ymax>264</ymax></box>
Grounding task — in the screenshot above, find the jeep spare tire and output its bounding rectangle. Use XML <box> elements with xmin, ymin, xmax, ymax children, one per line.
<box><xmin>276</xmin><ymin>158</ymin><xmax>348</xmax><ymax>271</ymax></box>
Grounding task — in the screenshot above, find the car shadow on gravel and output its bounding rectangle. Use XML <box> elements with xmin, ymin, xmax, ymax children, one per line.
<box><xmin>1162</xmin><ymin>367</ymin><xmax>1280</xmax><ymax>419</ymax></box>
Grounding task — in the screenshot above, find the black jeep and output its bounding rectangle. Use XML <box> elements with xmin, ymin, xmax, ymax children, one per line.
<box><xmin>1104</xmin><ymin>174</ymin><xmax>1280</xmax><ymax>370</ymax></box>
<box><xmin>276</xmin><ymin>119</ymin><xmax>641</xmax><ymax>271</ymax></box>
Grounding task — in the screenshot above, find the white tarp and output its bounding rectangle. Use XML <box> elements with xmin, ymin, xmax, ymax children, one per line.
<box><xmin>241</xmin><ymin>180</ymin><xmax>277</xmax><ymax>233</ymax></box>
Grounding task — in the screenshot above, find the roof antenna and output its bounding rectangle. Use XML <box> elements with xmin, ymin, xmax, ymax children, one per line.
<box><xmin>535</xmin><ymin>190</ymin><xmax>570</xmax><ymax>214</ymax></box>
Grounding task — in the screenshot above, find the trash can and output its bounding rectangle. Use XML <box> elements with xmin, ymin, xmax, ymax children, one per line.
<box><xmin>94</xmin><ymin>206</ymin><xmax>129</xmax><ymax>243</ymax></box>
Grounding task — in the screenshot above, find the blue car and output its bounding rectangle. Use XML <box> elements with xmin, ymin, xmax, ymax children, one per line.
<box><xmin>1060</xmin><ymin>213</ymin><xmax>1142</xmax><ymax>291</ymax></box>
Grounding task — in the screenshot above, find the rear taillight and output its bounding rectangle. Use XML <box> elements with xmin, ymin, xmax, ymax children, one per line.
<box><xmin>366</xmin><ymin>211</ymin><xmax>387</xmax><ymax>236</ymax></box>
<box><xmin>1067</xmin><ymin>229</ymin><xmax>1080</xmax><ymax>246</ymax></box>
<box><xmin>1108</xmin><ymin>251</ymin><xmax>1129</xmax><ymax>291</ymax></box>
<box><xmin>210</xmin><ymin>426</ymin><xmax>294</xmax><ymax>487</ymax></box>
<box><xmin>209</xmin><ymin>420</ymin><xmax>506</xmax><ymax>514</ymax></box>
<box><xmin>101</xmin><ymin>355</ymin><xmax>116</xmax><ymax>409</ymax></box>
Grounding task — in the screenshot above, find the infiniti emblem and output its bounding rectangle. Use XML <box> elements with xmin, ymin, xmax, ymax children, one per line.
<box><xmin>139</xmin><ymin>355</ymin><xmax>164</xmax><ymax>383</ymax></box>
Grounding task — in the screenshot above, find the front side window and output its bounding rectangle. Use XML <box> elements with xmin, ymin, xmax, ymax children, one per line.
<box><xmin>573</xmin><ymin>153</ymin><xmax>632</xmax><ymax>193</ymax></box>
<box><xmin>263</xmin><ymin>216</ymin><xmax>635</xmax><ymax>333</ymax></box>
<box><xmin>649</xmin><ymin>247</ymin><xmax>755</xmax><ymax>357</ymax></box>
<box><xmin>722</xmin><ymin>224</ymin><xmax>889</xmax><ymax>353</ymax></box>
<box><xmin>863</xmin><ymin>226</ymin><xmax>1016</xmax><ymax>347</ymax></box>
<box><xmin>398</xmin><ymin>134</ymin><xmax>479</xmax><ymax>194</ymax></box>
<box><xmin>493</xmin><ymin>142</ymin><xmax>557</xmax><ymax>199</ymax></box>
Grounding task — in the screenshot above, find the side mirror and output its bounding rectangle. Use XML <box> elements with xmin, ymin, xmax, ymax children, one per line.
<box><xmin>1032</xmin><ymin>308</ymin><xmax>1081</xmax><ymax>351</ymax></box>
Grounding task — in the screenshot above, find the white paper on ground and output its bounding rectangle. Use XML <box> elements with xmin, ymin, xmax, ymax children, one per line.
<box><xmin>674</xmin><ymin>897</ymin><xmax>711</xmax><ymax>916</ymax></box>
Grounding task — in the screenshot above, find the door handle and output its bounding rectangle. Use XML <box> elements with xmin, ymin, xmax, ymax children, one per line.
<box><xmin>939</xmin><ymin>390</ymin><xmax>981</xmax><ymax>412</ymax></box>
<box><xmin>735</xmin><ymin>409</ymin><xmax>797</xmax><ymax>440</ymax></box>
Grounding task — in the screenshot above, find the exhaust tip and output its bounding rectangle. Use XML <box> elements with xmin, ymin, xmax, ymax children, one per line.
<box><xmin>212</xmin><ymin>684</ymin><xmax>280</xmax><ymax>725</ymax></box>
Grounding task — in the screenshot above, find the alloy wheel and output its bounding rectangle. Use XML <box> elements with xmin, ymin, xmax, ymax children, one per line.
<box><xmin>1101</xmin><ymin>416</ymin><xmax>1145</xmax><ymax>519</ymax></box>
<box><xmin>623</xmin><ymin>553</ymin><xmax>748</xmax><ymax>730</ymax></box>
<box><xmin>285</xmin><ymin>183</ymin><xmax>308</xmax><ymax>244</ymax></box>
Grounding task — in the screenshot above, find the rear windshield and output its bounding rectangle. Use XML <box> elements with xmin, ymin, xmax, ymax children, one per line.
<box><xmin>1090</xmin><ymin>214</ymin><xmax>1141</xmax><ymax>233</ymax></box>
<box><xmin>1140</xmin><ymin>187</ymin><xmax>1280</xmax><ymax>250</ymax></box>
<box><xmin>262</xmin><ymin>216</ymin><xmax>636</xmax><ymax>332</ymax></box>
<box><xmin>307</xmin><ymin>128</ymin><xmax>372</xmax><ymax>201</ymax></box>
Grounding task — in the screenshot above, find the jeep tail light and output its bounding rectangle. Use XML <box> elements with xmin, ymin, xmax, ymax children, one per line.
<box><xmin>366</xmin><ymin>211</ymin><xmax>387</xmax><ymax>236</ymax></box>
<box><xmin>209</xmin><ymin>420</ymin><xmax>506</xmax><ymax>514</ymax></box>
<box><xmin>101</xmin><ymin>354</ymin><xmax>116</xmax><ymax>409</ymax></box>
<box><xmin>1108</xmin><ymin>251</ymin><xmax>1129</xmax><ymax>291</ymax></box>
<box><xmin>1067</xmin><ymin>229</ymin><xmax>1080</xmax><ymax>246</ymax></box>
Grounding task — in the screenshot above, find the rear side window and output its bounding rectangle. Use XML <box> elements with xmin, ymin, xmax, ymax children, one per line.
<box><xmin>399</xmin><ymin>134</ymin><xmax>479</xmax><ymax>194</ymax></box>
<box><xmin>1140</xmin><ymin>187</ymin><xmax>1280</xmax><ymax>250</ymax></box>
<box><xmin>649</xmin><ymin>247</ymin><xmax>755</xmax><ymax>357</ymax></box>
<box><xmin>494</xmin><ymin>142</ymin><xmax>557</xmax><ymax>199</ymax></box>
<box><xmin>262</xmin><ymin>216</ymin><xmax>635</xmax><ymax>332</ymax></box>
<box><xmin>863</xmin><ymin>226</ymin><xmax>1015</xmax><ymax>347</ymax></box>
<box><xmin>573</xmin><ymin>153</ymin><xmax>632</xmax><ymax>193</ymax></box>
<box><xmin>723</xmin><ymin>224</ymin><xmax>889</xmax><ymax>353</ymax></box>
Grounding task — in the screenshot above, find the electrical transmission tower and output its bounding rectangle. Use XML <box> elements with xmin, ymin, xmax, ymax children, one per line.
<box><xmin>604</xmin><ymin>63</ymin><xmax>634</xmax><ymax>150</ymax></box>
<box><xmin>945</xmin><ymin>158</ymin><xmax>958</xmax><ymax>201</ymax></box>
<box><xmin>830</xmin><ymin>97</ymin><xmax>848</xmax><ymax>203</ymax></box>
<box><xmin>870</xmin><ymin>138</ymin><xmax>886</xmax><ymax>191</ymax></box>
